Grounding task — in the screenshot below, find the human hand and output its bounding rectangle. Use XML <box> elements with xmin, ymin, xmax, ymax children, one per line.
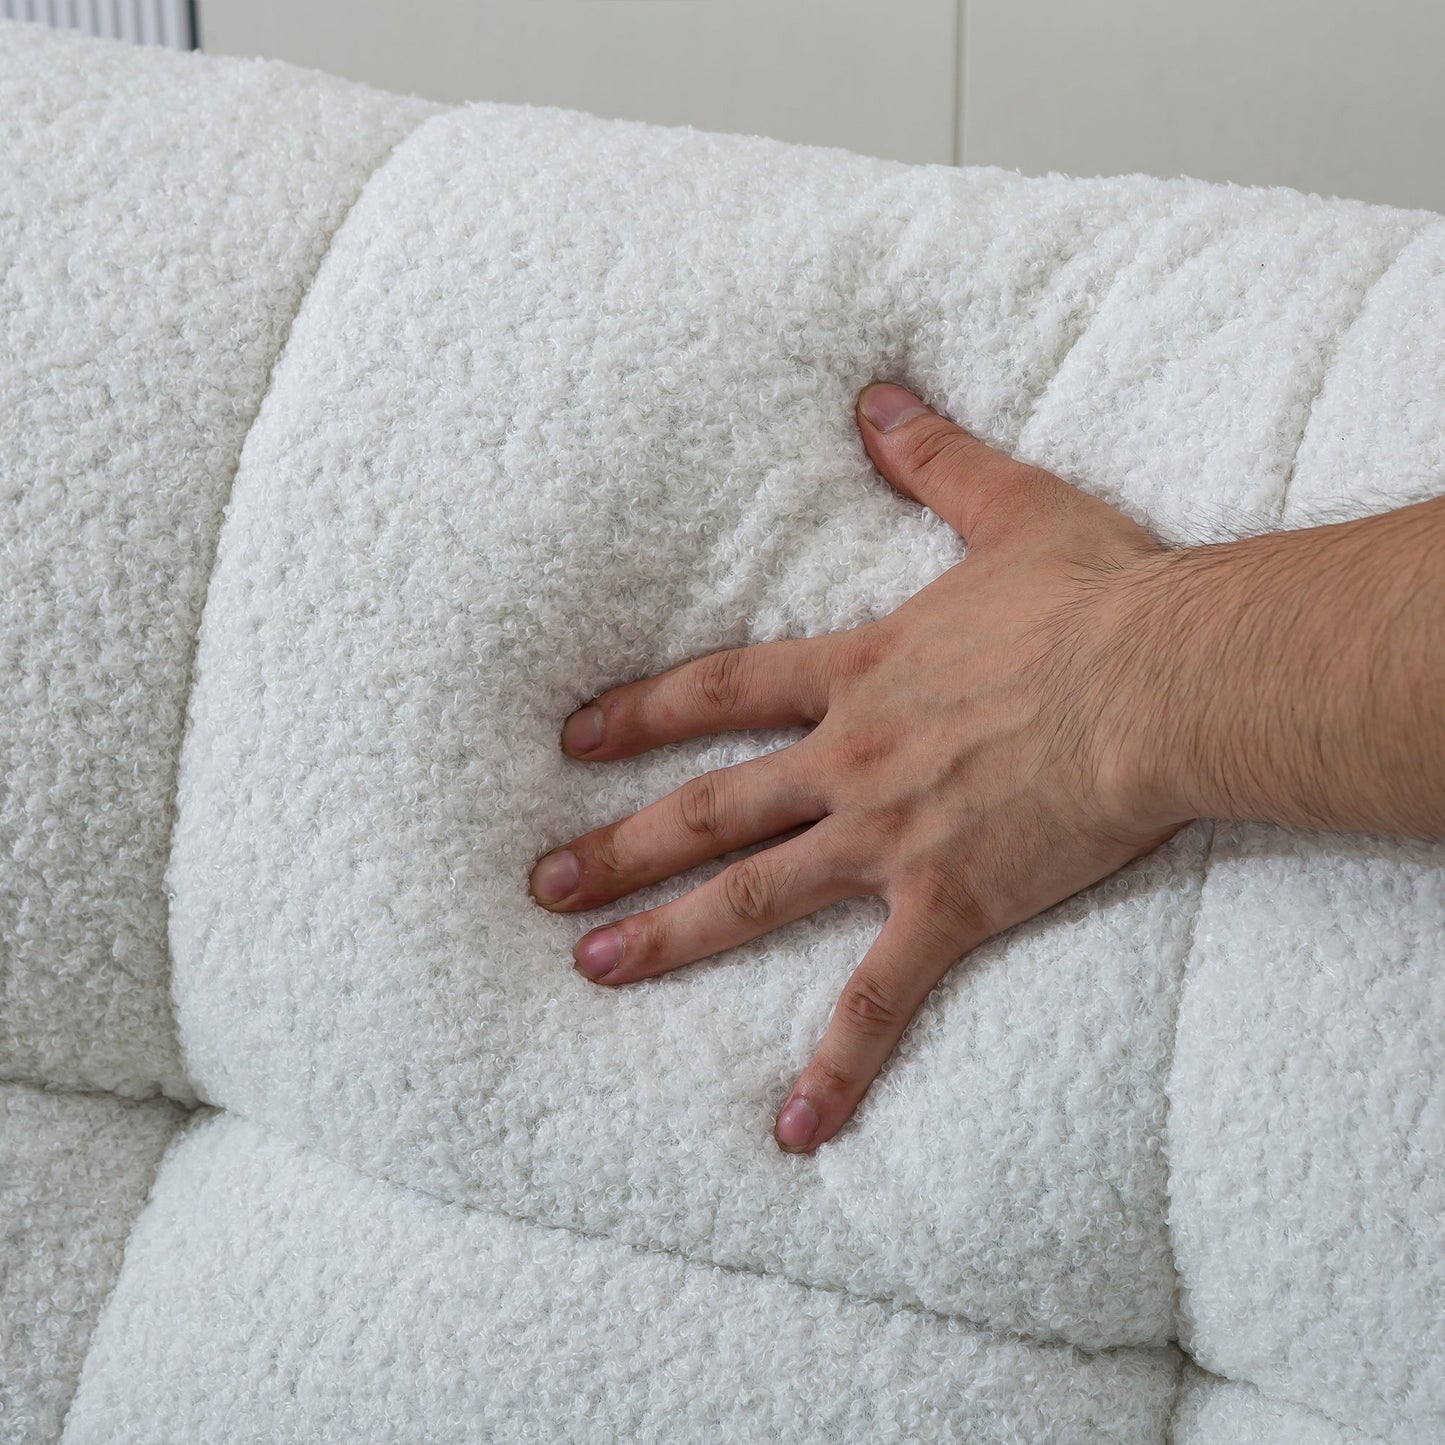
<box><xmin>529</xmin><ymin>383</ymin><xmax>1192</xmax><ymax>1152</ymax></box>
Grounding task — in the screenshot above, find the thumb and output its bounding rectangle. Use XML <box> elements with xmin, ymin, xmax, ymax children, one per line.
<box><xmin>856</xmin><ymin>382</ymin><xmax>1057</xmax><ymax>547</ymax></box>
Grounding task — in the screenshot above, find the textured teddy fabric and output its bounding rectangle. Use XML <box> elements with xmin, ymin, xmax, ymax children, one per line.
<box><xmin>61</xmin><ymin>1114</ymin><xmax>1181</xmax><ymax>1444</ymax></box>
<box><xmin>1164</xmin><ymin>220</ymin><xmax>1445</xmax><ymax>1445</ymax></box>
<box><xmin>0</xmin><ymin>21</ymin><xmax>438</xmax><ymax>1098</ymax></box>
<box><xmin>168</xmin><ymin>104</ymin><xmax>1232</xmax><ymax>1352</ymax></box>
<box><xmin>0</xmin><ymin>1085</ymin><xmax>186</xmax><ymax>1441</ymax></box>
<box><xmin>1169</xmin><ymin>827</ymin><xmax>1445</xmax><ymax>1443</ymax></box>
<box><xmin>1171</xmin><ymin>1363</ymin><xmax>1392</xmax><ymax>1445</ymax></box>
<box><xmin>3</xmin><ymin>19</ymin><xmax>1443</xmax><ymax>1444</ymax></box>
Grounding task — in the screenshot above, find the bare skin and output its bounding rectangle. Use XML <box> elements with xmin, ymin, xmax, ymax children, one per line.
<box><xmin>529</xmin><ymin>381</ymin><xmax>1445</xmax><ymax>1153</ymax></box>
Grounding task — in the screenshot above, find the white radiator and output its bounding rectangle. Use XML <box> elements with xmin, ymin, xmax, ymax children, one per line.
<box><xmin>1</xmin><ymin>0</ymin><xmax>194</xmax><ymax>48</ymax></box>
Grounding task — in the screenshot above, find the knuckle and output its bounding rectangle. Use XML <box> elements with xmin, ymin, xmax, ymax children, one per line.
<box><xmin>830</xmin><ymin>723</ymin><xmax>890</xmax><ymax>776</ymax></box>
<box><xmin>895</xmin><ymin>423</ymin><xmax>979</xmax><ymax>485</ymax></box>
<box><xmin>909</xmin><ymin>863</ymin><xmax>994</xmax><ymax>940</ymax></box>
<box><xmin>589</xmin><ymin>828</ymin><xmax>626</xmax><ymax>879</ymax></box>
<box><xmin>720</xmin><ymin>857</ymin><xmax>777</xmax><ymax>926</ymax></box>
<box><xmin>692</xmin><ymin>648</ymin><xmax>746</xmax><ymax>714</ymax></box>
<box><xmin>678</xmin><ymin>772</ymin><xmax>726</xmax><ymax>842</ymax></box>
<box><xmin>832</xmin><ymin>624</ymin><xmax>887</xmax><ymax>684</ymax></box>
<box><xmin>808</xmin><ymin>1053</ymin><xmax>855</xmax><ymax>1099</ymax></box>
<box><xmin>894</xmin><ymin>424</ymin><xmax>1038</xmax><ymax>542</ymax></box>
<box><xmin>837</xmin><ymin>973</ymin><xmax>904</xmax><ymax>1035</ymax></box>
<box><xmin>620</xmin><ymin>912</ymin><xmax>660</xmax><ymax>970</ymax></box>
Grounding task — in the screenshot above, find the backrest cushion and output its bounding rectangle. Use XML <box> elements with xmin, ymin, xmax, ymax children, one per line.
<box><xmin>166</xmin><ymin>93</ymin><xmax>1445</xmax><ymax>1429</ymax></box>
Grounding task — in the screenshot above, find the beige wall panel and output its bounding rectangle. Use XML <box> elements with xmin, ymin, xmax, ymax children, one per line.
<box><xmin>964</xmin><ymin>0</ymin><xmax>1445</xmax><ymax>212</ymax></box>
<box><xmin>199</xmin><ymin>0</ymin><xmax>960</xmax><ymax>164</ymax></box>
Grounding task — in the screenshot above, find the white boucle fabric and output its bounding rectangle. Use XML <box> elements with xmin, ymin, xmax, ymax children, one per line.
<box><xmin>0</xmin><ymin>1084</ymin><xmax>186</xmax><ymax>1444</ymax></box>
<box><xmin>163</xmin><ymin>94</ymin><xmax>1445</xmax><ymax>1387</ymax></box>
<box><xmin>1162</xmin><ymin>214</ymin><xmax>1445</xmax><ymax>1444</ymax></box>
<box><xmin>1171</xmin><ymin>1362</ymin><xmax>1389</xmax><ymax>1445</ymax></box>
<box><xmin>161</xmin><ymin>92</ymin><xmax>1445</xmax><ymax>1392</ymax></box>
<box><xmin>164</xmin><ymin>103</ymin><xmax>1258</xmax><ymax>1351</ymax></box>
<box><xmin>1004</xmin><ymin>187</ymin><xmax>1431</xmax><ymax>547</ymax></box>
<box><xmin>5</xmin><ymin>26</ymin><xmax>1444</xmax><ymax>1444</ymax></box>
<box><xmin>61</xmin><ymin>1113</ymin><xmax>1183</xmax><ymax>1445</ymax></box>
<box><xmin>0</xmin><ymin>20</ymin><xmax>439</xmax><ymax>1098</ymax></box>
<box><xmin>1285</xmin><ymin>217</ymin><xmax>1445</xmax><ymax>527</ymax></box>
<box><xmin>1168</xmin><ymin>826</ymin><xmax>1445</xmax><ymax>1443</ymax></box>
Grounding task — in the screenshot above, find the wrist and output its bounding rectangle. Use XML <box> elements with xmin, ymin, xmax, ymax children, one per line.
<box><xmin>1112</xmin><ymin>548</ymin><xmax>1206</xmax><ymax>831</ymax></box>
<box><xmin>1072</xmin><ymin>547</ymin><xmax>1203</xmax><ymax>840</ymax></box>
<box><xmin>1099</xmin><ymin>527</ymin><xmax>1352</xmax><ymax>835</ymax></box>
<box><xmin>1046</xmin><ymin>495</ymin><xmax>1444</xmax><ymax>845</ymax></box>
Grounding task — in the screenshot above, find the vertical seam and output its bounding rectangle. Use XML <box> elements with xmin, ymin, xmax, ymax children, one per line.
<box><xmin>156</xmin><ymin>101</ymin><xmax>446</xmax><ymax>1107</ymax></box>
<box><xmin>1162</xmin><ymin>1345</ymin><xmax>1192</xmax><ymax>1445</ymax></box>
<box><xmin>1160</xmin><ymin>818</ymin><xmax>1217</xmax><ymax>1358</ymax></box>
<box><xmin>53</xmin><ymin>1101</ymin><xmax>213</xmax><ymax>1441</ymax></box>
<box><xmin>1271</xmin><ymin>219</ymin><xmax>1437</xmax><ymax>529</ymax></box>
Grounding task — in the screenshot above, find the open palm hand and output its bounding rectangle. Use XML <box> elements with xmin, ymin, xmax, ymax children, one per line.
<box><xmin>530</xmin><ymin>383</ymin><xmax>1190</xmax><ymax>1152</ymax></box>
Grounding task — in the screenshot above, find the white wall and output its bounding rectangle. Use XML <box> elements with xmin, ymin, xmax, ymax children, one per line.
<box><xmin>198</xmin><ymin>0</ymin><xmax>1445</xmax><ymax>213</ymax></box>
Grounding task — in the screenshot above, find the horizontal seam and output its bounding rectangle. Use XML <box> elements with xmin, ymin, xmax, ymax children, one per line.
<box><xmin>207</xmin><ymin>1100</ymin><xmax>1178</xmax><ymax>1365</ymax></box>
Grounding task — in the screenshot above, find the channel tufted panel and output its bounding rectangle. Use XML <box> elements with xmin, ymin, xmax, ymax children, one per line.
<box><xmin>5</xmin><ymin>24</ymin><xmax>1442</xmax><ymax>1442</ymax></box>
<box><xmin>1163</xmin><ymin>223</ymin><xmax>1445</xmax><ymax>1444</ymax></box>
<box><xmin>166</xmin><ymin>105</ymin><xmax>1229</xmax><ymax>1352</ymax></box>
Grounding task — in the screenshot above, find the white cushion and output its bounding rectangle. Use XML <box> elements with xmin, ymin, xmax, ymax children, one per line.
<box><xmin>62</xmin><ymin>1113</ymin><xmax>1180</xmax><ymax>1444</ymax></box>
<box><xmin>0</xmin><ymin>21</ymin><xmax>437</xmax><ymax>1097</ymax></box>
<box><xmin>1</xmin><ymin>21</ymin><xmax>1441</xmax><ymax>1443</ymax></box>
<box><xmin>0</xmin><ymin>1084</ymin><xmax>184</xmax><ymax>1440</ymax></box>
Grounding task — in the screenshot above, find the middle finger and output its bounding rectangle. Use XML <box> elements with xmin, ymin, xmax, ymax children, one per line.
<box><xmin>529</xmin><ymin>748</ymin><xmax>824</xmax><ymax>912</ymax></box>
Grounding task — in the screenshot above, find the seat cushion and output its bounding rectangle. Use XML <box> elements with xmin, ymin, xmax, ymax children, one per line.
<box><xmin>61</xmin><ymin>1112</ymin><xmax>1182</xmax><ymax>1444</ymax></box>
<box><xmin>0</xmin><ymin>1084</ymin><xmax>185</xmax><ymax>1441</ymax></box>
<box><xmin>1171</xmin><ymin>1362</ymin><xmax>1391</xmax><ymax>1445</ymax></box>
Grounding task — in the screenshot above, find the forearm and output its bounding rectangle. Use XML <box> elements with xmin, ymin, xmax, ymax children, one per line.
<box><xmin>1118</xmin><ymin>494</ymin><xmax>1445</xmax><ymax>841</ymax></box>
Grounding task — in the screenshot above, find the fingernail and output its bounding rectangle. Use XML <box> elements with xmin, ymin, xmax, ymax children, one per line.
<box><xmin>575</xmin><ymin>926</ymin><xmax>622</xmax><ymax>979</ymax></box>
<box><xmin>860</xmin><ymin>382</ymin><xmax>931</xmax><ymax>433</ymax></box>
<box><xmin>775</xmin><ymin>1097</ymin><xmax>819</xmax><ymax>1151</ymax></box>
<box><xmin>563</xmin><ymin>705</ymin><xmax>604</xmax><ymax>755</ymax></box>
<box><xmin>531</xmin><ymin>849</ymin><xmax>580</xmax><ymax>902</ymax></box>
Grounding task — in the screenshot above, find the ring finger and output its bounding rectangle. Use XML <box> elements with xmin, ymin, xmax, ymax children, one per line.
<box><xmin>529</xmin><ymin>747</ymin><xmax>824</xmax><ymax>912</ymax></box>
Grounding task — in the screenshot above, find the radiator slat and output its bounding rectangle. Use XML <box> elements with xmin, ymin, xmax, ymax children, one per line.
<box><xmin>3</xmin><ymin>0</ymin><xmax>192</xmax><ymax>47</ymax></box>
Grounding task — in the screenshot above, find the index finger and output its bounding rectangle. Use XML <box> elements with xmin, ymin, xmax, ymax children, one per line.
<box><xmin>562</xmin><ymin>634</ymin><xmax>843</xmax><ymax>761</ymax></box>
